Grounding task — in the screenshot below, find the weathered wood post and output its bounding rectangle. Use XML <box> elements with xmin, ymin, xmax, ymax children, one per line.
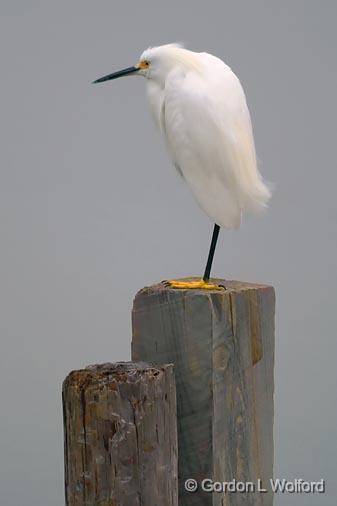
<box><xmin>63</xmin><ymin>362</ymin><xmax>178</xmax><ymax>506</ymax></box>
<box><xmin>132</xmin><ymin>279</ymin><xmax>275</xmax><ymax>506</ymax></box>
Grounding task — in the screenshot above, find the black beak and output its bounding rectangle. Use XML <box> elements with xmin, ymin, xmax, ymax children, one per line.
<box><xmin>93</xmin><ymin>66</ymin><xmax>139</xmax><ymax>84</ymax></box>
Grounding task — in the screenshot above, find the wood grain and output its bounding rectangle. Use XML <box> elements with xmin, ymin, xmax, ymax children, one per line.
<box><xmin>63</xmin><ymin>362</ymin><xmax>178</xmax><ymax>506</ymax></box>
<box><xmin>132</xmin><ymin>279</ymin><xmax>275</xmax><ymax>506</ymax></box>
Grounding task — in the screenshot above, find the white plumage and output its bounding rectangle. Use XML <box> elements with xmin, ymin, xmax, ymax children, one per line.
<box><xmin>93</xmin><ymin>43</ymin><xmax>271</xmax><ymax>288</ymax></box>
<box><xmin>140</xmin><ymin>44</ymin><xmax>271</xmax><ymax>229</ymax></box>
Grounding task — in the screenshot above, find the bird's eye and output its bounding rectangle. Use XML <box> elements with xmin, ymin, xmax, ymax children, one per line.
<box><xmin>140</xmin><ymin>60</ymin><xmax>150</xmax><ymax>69</ymax></box>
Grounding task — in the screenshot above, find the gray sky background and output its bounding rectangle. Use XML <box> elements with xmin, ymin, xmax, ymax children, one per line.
<box><xmin>1</xmin><ymin>1</ymin><xmax>336</xmax><ymax>505</ymax></box>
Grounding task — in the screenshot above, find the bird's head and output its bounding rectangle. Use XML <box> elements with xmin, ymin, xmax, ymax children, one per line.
<box><xmin>93</xmin><ymin>44</ymin><xmax>201</xmax><ymax>86</ymax></box>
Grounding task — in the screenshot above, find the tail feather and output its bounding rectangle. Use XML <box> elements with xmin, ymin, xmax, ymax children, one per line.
<box><xmin>241</xmin><ymin>176</ymin><xmax>272</xmax><ymax>213</ymax></box>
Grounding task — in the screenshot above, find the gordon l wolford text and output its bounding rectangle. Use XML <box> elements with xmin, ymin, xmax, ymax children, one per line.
<box><xmin>201</xmin><ymin>478</ymin><xmax>325</xmax><ymax>494</ymax></box>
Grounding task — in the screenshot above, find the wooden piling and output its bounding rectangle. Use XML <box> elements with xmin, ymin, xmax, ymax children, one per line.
<box><xmin>63</xmin><ymin>362</ymin><xmax>178</xmax><ymax>506</ymax></box>
<box><xmin>132</xmin><ymin>279</ymin><xmax>275</xmax><ymax>506</ymax></box>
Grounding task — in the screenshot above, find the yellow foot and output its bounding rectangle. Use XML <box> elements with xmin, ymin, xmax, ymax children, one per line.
<box><xmin>164</xmin><ymin>279</ymin><xmax>225</xmax><ymax>290</ymax></box>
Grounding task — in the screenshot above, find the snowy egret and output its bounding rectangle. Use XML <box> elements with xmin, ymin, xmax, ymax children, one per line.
<box><xmin>93</xmin><ymin>44</ymin><xmax>271</xmax><ymax>289</ymax></box>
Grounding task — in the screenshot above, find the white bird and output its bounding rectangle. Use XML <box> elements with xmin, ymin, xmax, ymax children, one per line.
<box><xmin>94</xmin><ymin>43</ymin><xmax>271</xmax><ymax>290</ymax></box>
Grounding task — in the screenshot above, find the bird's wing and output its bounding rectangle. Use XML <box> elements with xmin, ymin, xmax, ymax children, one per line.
<box><xmin>162</xmin><ymin>61</ymin><xmax>270</xmax><ymax>228</ymax></box>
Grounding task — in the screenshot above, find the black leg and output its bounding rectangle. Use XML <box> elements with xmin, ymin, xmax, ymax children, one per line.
<box><xmin>203</xmin><ymin>224</ymin><xmax>220</xmax><ymax>282</ymax></box>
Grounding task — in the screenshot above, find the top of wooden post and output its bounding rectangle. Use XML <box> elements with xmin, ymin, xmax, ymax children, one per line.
<box><xmin>134</xmin><ymin>278</ymin><xmax>273</xmax><ymax>300</ymax></box>
<box><xmin>63</xmin><ymin>361</ymin><xmax>173</xmax><ymax>390</ymax></box>
<box><xmin>132</xmin><ymin>279</ymin><xmax>275</xmax><ymax>369</ymax></box>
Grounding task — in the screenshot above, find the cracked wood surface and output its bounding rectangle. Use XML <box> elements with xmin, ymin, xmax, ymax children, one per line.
<box><xmin>132</xmin><ymin>280</ymin><xmax>275</xmax><ymax>506</ymax></box>
<box><xmin>63</xmin><ymin>362</ymin><xmax>178</xmax><ymax>506</ymax></box>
